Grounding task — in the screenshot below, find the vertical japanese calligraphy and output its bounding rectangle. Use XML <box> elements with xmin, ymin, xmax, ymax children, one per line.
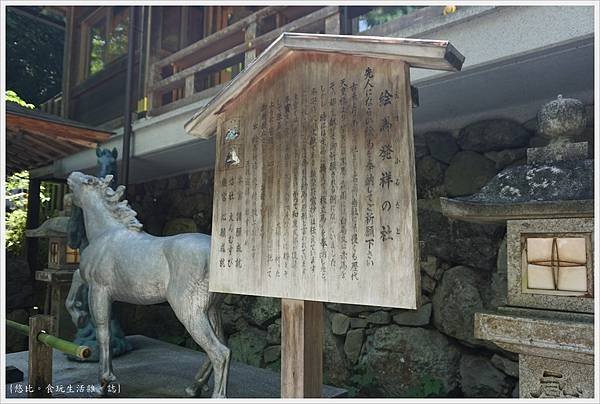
<box><xmin>210</xmin><ymin>52</ymin><xmax>419</xmax><ymax>309</ymax></box>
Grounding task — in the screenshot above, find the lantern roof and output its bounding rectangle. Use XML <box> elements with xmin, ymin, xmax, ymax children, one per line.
<box><xmin>26</xmin><ymin>216</ymin><xmax>70</xmax><ymax>238</ymax></box>
<box><xmin>184</xmin><ymin>32</ymin><xmax>464</xmax><ymax>139</ymax></box>
<box><xmin>440</xmin><ymin>158</ymin><xmax>594</xmax><ymax>224</ymax></box>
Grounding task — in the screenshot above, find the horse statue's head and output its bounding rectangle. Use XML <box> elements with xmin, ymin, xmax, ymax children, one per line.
<box><xmin>96</xmin><ymin>146</ymin><xmax>118</xmax><ymax>189</ymax></box>
<box><xmin>67</xmin><ymin>172</ymin><xmax>142</xmax><ymax>232</ymax></box>
<box><xmin>68</xmin><ymin>147</ymin><xmax>118</xmax><ymax>249</ymax></box>
<box><xmin>67</xmin><ymin>172</ymin><xmax>116</xmax><ymax>208</ymax></box>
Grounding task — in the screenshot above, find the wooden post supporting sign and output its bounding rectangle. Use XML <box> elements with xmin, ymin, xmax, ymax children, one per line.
<box><xmin>281</xmin><ymin>299</ymin><xmax>323</xmax><ymax>398</ymax></box>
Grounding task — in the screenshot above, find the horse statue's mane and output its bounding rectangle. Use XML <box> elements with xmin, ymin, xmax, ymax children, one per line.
<box><xmin>92</xmin><ymin>175</ymin><xmax>143</xmax><ymax>232</ymax></box>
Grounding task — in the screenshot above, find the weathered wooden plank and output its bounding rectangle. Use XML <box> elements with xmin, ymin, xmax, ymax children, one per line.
<box><xmin>149</xmin><ymin>83</ymin><xmax>225</xmax><ymax>117</ymax></box>
<box><xmin>281</xmin><ymin>299</ymin><xmax>323</xmax><ymax>398</ymax></box>
<box><xmin>152</xmin><ymin>7</ymin><xmax>340</xmax><ymax>95</ymax></box>
<box><xmin>21</xmin><ymin>132</ymin><xmax>80</xmax><ymax>155</ymax></box>
<box><xmin>6</xmin><ymin>136</ymin><xmax>58</xmax><ymax>162</ymax></box>
<box><xmin>244</xmin><ymin>21</ymin><xmax>257</xmax><ymax>64</ymax></box>
<box><xmin>17</xmin><ymin>128</ymin><xmax>98</xmax><ymax>149</ymax></box>
<box><xmin>28</xmin><ymin>315</ymin><xmax>54</xmax><ymax>397</ymax></box>
<box><xmin>207</xmin><ymin>52</ymin><xmax>420</xmax><ymax>309</ymax></box>
<box><xmin>155</xmin><ymin>6</ymin><xmax>284</xmax><ymax>69</ymax></box>
<box><xmin>184</xmin><ymin>75</ymin><xmax>195</xmax><ymax>98</ymax></box>
<box><xmin>5</xmin><ymin>149</ymin><xmax>42</xmax><ymax>167</ymax></box>
<box><xmin>151</xmin><ymin>42</ymin><xmax>246</xmax><ymax>93</ymax></box>
<box><xmin>324</xmin><ymin>11</ymin><xmax>341</xmax><ymax>34</ymax></box>
<box><xmin>281</xmin><ymin>33</ymin><xmax>464</xmax><ymax>70</ymax></box>
<box><xmin>6</xmin><ymin>114</ymin><xmax>110</xmax><ymax>144</ymax></box>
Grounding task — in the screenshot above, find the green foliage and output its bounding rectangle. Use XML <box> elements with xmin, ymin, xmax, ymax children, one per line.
<box><xmin>6</xmin><ymin>7</ymin><xmax>64</xmax><ymax>105</ymax></box>
<box><xmin>89</xmin><ymin>34</ymin><xmax>106</xmax><ymax>76</ymax></box>
<box><xmin>402</xmin><ymin>375</ymin><xmax>444</xmax><ymax>398</ymax></box>
<box><xmin>5</xmin><ymin>171</ymin><xmax>51</xmax><ymax>256</ymax></box>
<box><xmin>357</xmin><ymin>6</ymin><xmax>425</xmax><ymax>32</ymax></box>
<box><xmin>6</xmin><ymin>209</ymin><xmax>28</xmax><ymax>256</ymax></box>
<box><xmin>345</xmin><ymin>362</ymin><xmax>377</xmax><ymax>397</ymax></box>
<box><xmin>5</xmin><ymin>171</ymin><xmax>30</xmax><ymax>255</ymax></box>
<box><xmin>6</xmin><ymin>90</ymin><xmax>35</xmax><ymax>109</ymax></box>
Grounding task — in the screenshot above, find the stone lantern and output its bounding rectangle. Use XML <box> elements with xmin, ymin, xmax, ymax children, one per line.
<box><xmin>440</xmin><ymin>95</ymin><xmax>594</xmax><ymax>398</ymax></box>
<box><xmin>46</xmin><ymin>234</ymin><xmax>79</xmax><ymax>270</ymax></box>
<box><xmin>26</xmin><ymin>193</ymin><xmax>78</xmax><ymax>338</ymax></box>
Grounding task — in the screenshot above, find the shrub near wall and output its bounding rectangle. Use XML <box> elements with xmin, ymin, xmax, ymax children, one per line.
<box><xmin>117</xmin><ymin>106</ymin><xmax>594</xmax><ymax>398</ymax></box>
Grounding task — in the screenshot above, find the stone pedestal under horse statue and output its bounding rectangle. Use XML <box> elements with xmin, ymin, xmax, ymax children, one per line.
<box><xmin>65</xmin><ymin>147</ymin><xmax>132</xmax><ymax>361</ymax></box>
<box><xmin>66</xmin><ymin>172</ymin><xmax>230</xmax><ymax>397</ymax></box>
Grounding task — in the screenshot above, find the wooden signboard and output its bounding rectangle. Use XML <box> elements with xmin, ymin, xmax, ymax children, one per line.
<box><xmin>186</xmin><ymin>33</ymin><xmax>464</xmax><ymax>397</ymax></box>
<box><xmin>186</xmin><ymin>33</ymin><xmax>464</xmax><ymax>310</ymax></box>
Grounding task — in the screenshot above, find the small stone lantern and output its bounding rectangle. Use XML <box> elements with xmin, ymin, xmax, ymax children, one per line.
<box><xmin>26</xmin><ymin>193</ymin><xmax>78</xmax><ymax>338</ymax></box>
<box><xmin>47</xmin><ymin>234</ymin><xmax>79</xmax><ymax>270</ymax></box>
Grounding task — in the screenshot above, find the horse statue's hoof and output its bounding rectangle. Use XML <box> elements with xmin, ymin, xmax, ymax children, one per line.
<box><xmin>98</xmin><ymin>376</ymin><xmax>120</xmax><ymax>397</ymax></box>
<box><xmin>185</xmin><ymin>383</ymin><xmax>208</xmax><ymax>398</ymax></box>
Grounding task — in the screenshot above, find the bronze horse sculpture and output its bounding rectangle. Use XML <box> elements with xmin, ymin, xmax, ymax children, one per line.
<box><xmin>66</xmin><ymin>172</ymin><xmax>230</xmax><ymax>397</ymax></box>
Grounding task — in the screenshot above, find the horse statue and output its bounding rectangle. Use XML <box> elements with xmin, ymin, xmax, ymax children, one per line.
<box><xmin>66</xmin><ymin>146</ymin><xmax>132</xmax><ymax>361</ymax></box>
<box><xmin>65</xmin><ymin>172</ymin><xmax>230</xmax><ymax>397</ymax></box>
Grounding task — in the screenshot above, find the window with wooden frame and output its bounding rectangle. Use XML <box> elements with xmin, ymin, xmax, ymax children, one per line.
<box><xmin>80</xmin><ymin>7</ymin><xmax>130</xmax><ymax>80</ymax></box>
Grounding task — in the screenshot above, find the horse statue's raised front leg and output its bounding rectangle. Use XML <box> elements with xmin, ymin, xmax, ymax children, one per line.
<box><xmin>88</xmin><ymin>283</ymin><xmax>117</xmax><ymax>393</ymax></box>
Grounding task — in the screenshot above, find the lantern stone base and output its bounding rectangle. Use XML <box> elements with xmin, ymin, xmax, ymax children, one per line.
<box><xmin>474</xmin><ymin>307</ymin><xmax>594</xmax><ymax>398</ymax></box>
<box><xmin>519</xmin><ymin>355</ymin><xmax>594</xmax><ymax>398</ymax></box>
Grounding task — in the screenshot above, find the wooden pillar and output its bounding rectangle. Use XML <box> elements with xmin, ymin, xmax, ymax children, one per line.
<box><xmin>324</xmin><ymin>9</ymin><xmax>341</xmax><ymax>34</ymax></box>
<box><xmin>244</xmin><ymin>20</ymin><xmax>257</xmax><ymax>65</ymax></box>
<box><xmin>28</xmin><ymin>315</ymin><xmax>54</xmax><ymax>398</ymax></box>
<box><xmin>281</xmin><ymin>299</ymin><xmax>323</xmax><ymax>398</ymax></box>
<box><xmin>61</xmin><ymin>7</ymin><xmax>74</xmax><ymax>118</ymax></box>
<box><xmin>26</xmin><ymin>178</ymin><xmax>41</xmax><ymax>274</ymax></box>
<box><xmin>184</xmin><ymin>75</ymin><xmax>195</xmax><ymax>98</ymax></box>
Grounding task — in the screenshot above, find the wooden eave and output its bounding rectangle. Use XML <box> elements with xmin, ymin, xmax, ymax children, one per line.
<box><xmin>184</xmin><ymin>32</ymin><xmax>465</xmax><ymax>139</ymax></box>
<box><xmin>5</xmin><ymin>104</ymin><xmax>112</xmax><ymax>175</ymax></box>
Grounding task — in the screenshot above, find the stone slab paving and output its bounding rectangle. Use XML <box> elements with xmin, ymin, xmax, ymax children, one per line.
<box><xmin>5</xmin><ymin>335</ymin><xmax>346</xmax><ymax>398</ymax></box>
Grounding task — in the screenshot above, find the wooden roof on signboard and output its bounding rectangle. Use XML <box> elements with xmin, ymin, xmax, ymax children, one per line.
<box><xmin>5</xmin><ymin>103</ymin><xmax>112</xmax><ymax>175</ymax></box>
<box><xmin>184</xmin><ymin>32</ymin><xmax>465</xmax><ymax>138</ymax></box>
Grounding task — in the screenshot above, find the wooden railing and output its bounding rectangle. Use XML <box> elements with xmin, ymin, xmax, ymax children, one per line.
<box><xmin>148</xmin><ymin>6</ymin><xmax>341</xmax><ymax>116</ymax></box>
<box><xmin>39</xmin><ymin>93</ymin><xmax>63</xmax><ymax>117</ymax></box>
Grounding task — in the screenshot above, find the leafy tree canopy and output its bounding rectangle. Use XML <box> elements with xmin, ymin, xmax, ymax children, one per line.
<box><xmin>6</xmin><ymin>7</ymin><xmax>64</xmax><ymax>106</ymax></box>
<box><xmin>6</xmin><ymin>90</ymin><xmax>35</xmax><ymax>109</ymax></box>
<box><xmin>5</xmin><ymin>171</ymin><xmax>51</xmax><ymax>256</ymax></box>
<box><xmin>358</xmin><ymin>6</ymin><xmax>425</xmax><ymax>32</ymax></box>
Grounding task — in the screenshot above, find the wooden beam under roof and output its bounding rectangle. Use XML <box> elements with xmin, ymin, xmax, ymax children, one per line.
<box><xmin>6</xmin><ymin>114</ymin><xmax>109</xmax><ymax>144</ymax></box>
<box><xmin>5</xmin><ymin>103</ymin><xmax>112</xmax><ymax>174</ymax></box>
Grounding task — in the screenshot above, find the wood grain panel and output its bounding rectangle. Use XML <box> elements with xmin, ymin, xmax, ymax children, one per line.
<box><xmin>210</xmin><ymin>51</ymin><xmax>420</xmax><ymax>309</ymax></box>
